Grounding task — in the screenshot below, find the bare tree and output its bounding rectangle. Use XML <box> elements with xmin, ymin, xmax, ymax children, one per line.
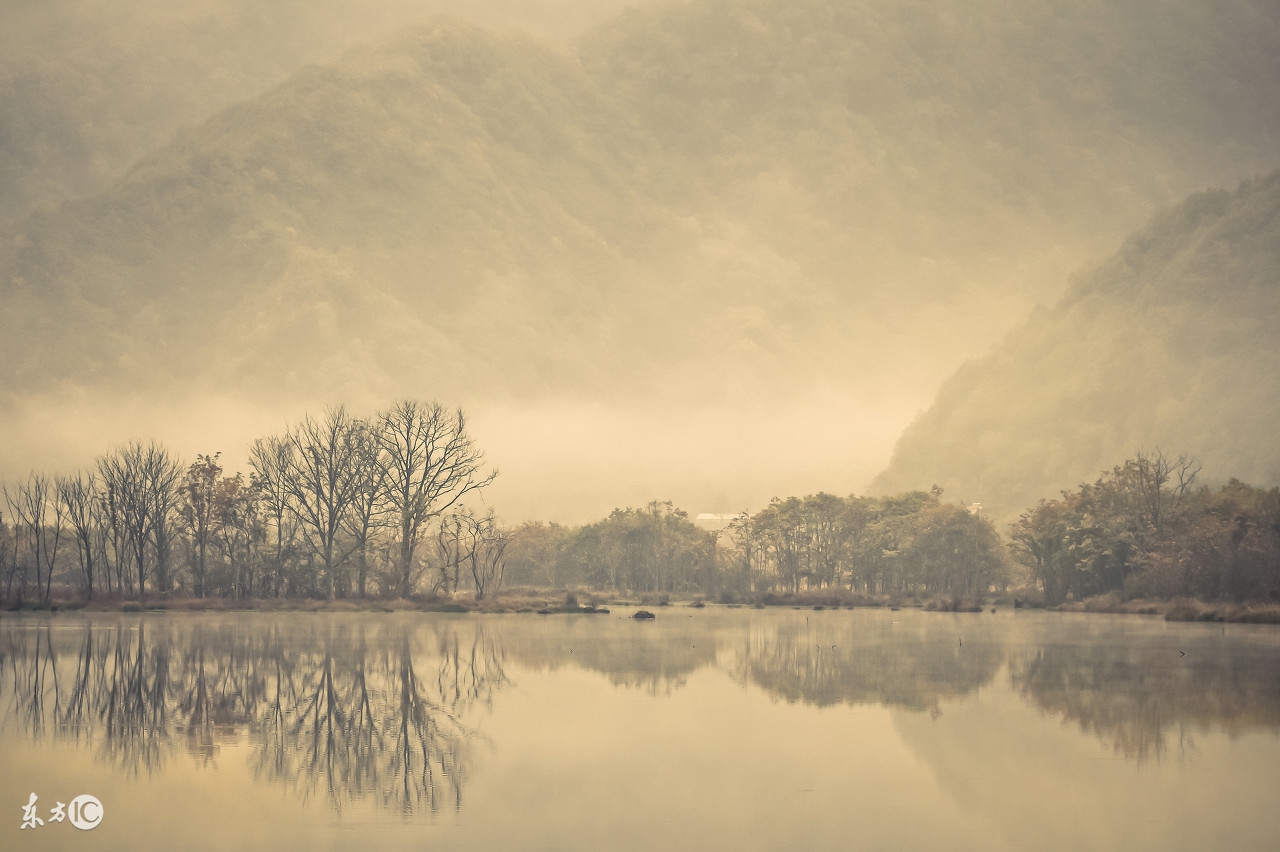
<box><xmin>57</xmin><ymin>471</ymin><xmax>102</xmax><ymax>597</ymax></box>
<box><xmin>151</xmin><ymin>461</ymin><xmax>184</xmax><ymax>594</ymax></box>
<box><xmin>4</xmin><ymin>473</ymin><xmax>64</xmax><ymax>603</ymax></box>
<box><xmin>249</xmin><ymin>434</ymin><xmax>299</xmax><ymax>596</ymax></box>
<box><xmin>1</xmin><ymin>511</ymin><xmax>20</xmax><ymax>602</ymax></box>
<box><xmin>97</xmin><ymin>448</ymin><xmax>140</xmax><ymax>598</ymax></box>
<box><xmin>216</xmin><ymin>473</ymin><xmax>259</xmax><ymax>596</ymax></box>
<box><xmin>1128</xmin><ymin>449</ymin><xmax>1202</xmax><ymax>536</ymax></box>
<box><xmin>378</xmin><ymin>401</ymin><xmax>496</xmax><ymax>598</ymax></box>
<box><xmin>345</xmin><ymin>419</ymin><xmax>390</xmax><ymax>598</ymax></box>
<box><xmin>280</xmin><ymin>406</ymin><xmax>364</xmax><ymax>598</ymax></box>
<box><xmin>459</xmin><ymin>510</ymin><xmax>508</xmax><ymax>602</ymax></box>
<box><xmin>96</xmin><ymin>442</ymin><xmax>182</xmax><ymax>600</ymax></box>
<box><xmin>179</xmin><ymin>455</ymin><xmax>223</xmax><ymax>598</ymax></box>
<box><xmin>98</xmin><ymin>476</ymin><xmax>126</xmax><ymax>596</ymax></box>
<box><xmin>433</xmin><ymin>514</ymin><xmax>466</xmax><ymax>596</ymax></box>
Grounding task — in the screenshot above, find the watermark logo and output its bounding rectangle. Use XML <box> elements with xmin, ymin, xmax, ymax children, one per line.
<box><xmin>69</xmin><ymin>795</ymin><xmax>103</xmax><ymax>831</ymax></box>
<box><xmin>20</xmin><ymin>793</ymin><xmax>42</xmax><ymax>830</ymax></box>
<box><xmin>19</xmin><ymin>792</ymin><xmax>102</xmax><ymax>832</ymax></box>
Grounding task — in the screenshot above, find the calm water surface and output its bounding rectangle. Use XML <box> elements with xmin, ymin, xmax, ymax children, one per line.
<box><xmin>2</xmin><ymin>607</ymin><xmax>1279</xmax><ymax>850</ymax></box>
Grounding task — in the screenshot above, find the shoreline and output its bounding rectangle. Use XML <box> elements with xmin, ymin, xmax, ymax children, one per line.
<box><xmin>5</xmin><ymin>590</ymin><xmax>1279</xmax><ymax>624</ymax></box>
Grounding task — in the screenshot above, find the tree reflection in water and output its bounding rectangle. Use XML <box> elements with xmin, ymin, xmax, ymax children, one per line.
<box><xmin>0</xmin><ymin>616</ymin><xmax>505</xmax><ymax>815</ymax></box>
<box><xmin>728</xmin><ymin>616</ymin><xmax>1004</xmax><ymax>714</ymax></box>
<box><xmin>5</xmin><ymin>610</ymin><xmax>1280</xmax><ymax>796</ymax></box>
<box><xmin>1008</xmin><ymin>626</ymin><xmax>1280</xmax><ymax>761</ymax></box>
<box><xmin>506</xmin><ymin>617</ymin><xmax>717</xmax><ymax>695</ymax></box>
<box><xmin>102</xmin><ymin>623</ymin><xmax>175</xmax><ymax>774</ymax></box>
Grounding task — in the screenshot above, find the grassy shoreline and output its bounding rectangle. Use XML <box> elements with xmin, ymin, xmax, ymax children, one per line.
<box><xmin>6</xmin><ymin>587</ymin><xmax>1280</xmax><ymax>623</ymax></box>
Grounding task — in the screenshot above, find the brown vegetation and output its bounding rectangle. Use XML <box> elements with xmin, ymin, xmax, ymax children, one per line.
<box><xmin>11</xmin><ymin>586</ymin><xmax>1280</xmax><ymax>624</ymax></box>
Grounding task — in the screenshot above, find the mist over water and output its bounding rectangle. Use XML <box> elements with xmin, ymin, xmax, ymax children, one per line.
<box><xmin>3</xmin><ymin>609</ymin><xmax>1279</xmax><ymax>850</ymax></box>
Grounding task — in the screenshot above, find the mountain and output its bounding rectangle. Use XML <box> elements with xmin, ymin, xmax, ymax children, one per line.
<box><xmin>0</xmin><ymin>0</ymin><xmax>638</xmax><ymax>229</ymax></box>
<box><xmin>581</xmin><ymin>0</ymin><xmax>1280</xmax><ymax>271</ymax></box>
<box><xmin>2</xmin><ymin>19</ymin><xmax>679</xmax><ymax>400</ymax></box>
<box><xmin>1</xmin><ymin>0</ymin><xmax>1278</xmax><ymax>519</ymax></box>
<box><xmin>872</xmin><ymin>170</ymin><xmax>1280</xmax><ymax>520</ymax></box>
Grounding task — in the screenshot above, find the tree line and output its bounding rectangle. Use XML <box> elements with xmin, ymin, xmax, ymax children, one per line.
<box><xmin>1</xmin><ymin>400</ymin><xmax>502</xmax><ymax>603</ymax></box>
<box><xmin>502</xmin><ymin>490</ymin><xmax>1009</xmax><ymax>600</ymax></box>
<box><xmin>3</xmin><ymin>420</ymin><xmax>1279</xmax><ymax>606</ymax></box>
<box><xmin>1011</xmin><ymin>451</ymin><xmax>1280</xmax><ymax>605</ymax></box>
<box><xmin>491</xmin><ymin>454</ymin><xmax>1280</xmax><ymax>605</ymax></box>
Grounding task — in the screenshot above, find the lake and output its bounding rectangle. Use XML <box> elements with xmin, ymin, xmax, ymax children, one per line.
<box><xmin>2</xmin><ymin>607</ymin><xmax>1279</xmax><ymax>850</ymax></box>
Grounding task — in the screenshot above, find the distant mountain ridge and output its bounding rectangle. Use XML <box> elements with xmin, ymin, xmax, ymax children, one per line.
<box><xmin>1</xmin><ymin>0</ymin><xmax>1278</xmax><ymax>519</ymax></box>
<box><xmin>0</xmin><ymin>0</ymin><xmax>639</xmax><ymax>229</ymax></box>
<box><xmin>872</xmin><ymin>170</ymin><xmax>1280</xmax><ymax>518</ymax></box>
<box><xmin>5</xmin><ymin>1</ymin><xmax>1278</xmax><ymax>405</ymax></box>
<box><xmin>2</xmin><ymin>19</ymin><xmax>672</xmax><ymax>402</ymax></box>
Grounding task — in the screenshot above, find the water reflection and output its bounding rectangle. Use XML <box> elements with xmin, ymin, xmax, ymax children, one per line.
<box><xmin>729</xmin><ymin>616</ymin><xmax>1004</xmax><ymax>713</ymax></box>
<box><xmin>1008</xmin><ymin>623</ymin><xmax>1280</xmax><ymax>760</ymax></box>
<box><xmin>0</xmin><ymin>616</ymin><xmax>504</xmax><ymax>814</ymax></box>
<box><xmin>505</xmin><ymin>616</ymin><xmax>718</xmax><ymax>694</ymax></box>
<box><xmin>3</xmin><ymin>610</ymin><xmax>1280</xmax><ymax>823</ymax></box>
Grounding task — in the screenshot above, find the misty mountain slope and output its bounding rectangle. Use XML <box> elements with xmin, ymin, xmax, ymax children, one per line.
<box><xmin>580</xmin><ymin>0</ymin><xmax>1280</xmax><ymax>264</ymax></box>
<box><xmin>6</xmin><ymin>0</ymin><xmax>1279</xmax><ymax>406</ymax></box>
<box><xmin>568</xmin><ymin>0</ymin><xmax>1280</xmax><ymax>402</ymax></box>
<box><xmin>871</xmin><ymin>171</ymin><xmax>1280</xmax><ymax>520</ymax></box>
<box><xmin>2</xmin><ymin>18</ymin><xmax>685</xmax><ymax>402</ymax></box>
<box><xmin>0</xmin><ymin>0</ymin><xmax>639</xmax><ymax>229</ymax></box>
<box><xmin>1</xmin><ymin>1</ymin><xmax>1279</xmax><ymax>520</ymax></box>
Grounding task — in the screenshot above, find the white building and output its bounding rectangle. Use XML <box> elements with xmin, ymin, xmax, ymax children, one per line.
<box><xmin>694</xmin><ymin>512</ymin><xmax>747</xmax><ymax>533</ymax></box>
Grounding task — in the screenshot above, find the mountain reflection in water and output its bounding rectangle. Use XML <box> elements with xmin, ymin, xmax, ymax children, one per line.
<box><xmin>3</xmin><ymin>610</ymin><xmax>1280</xmax><ymax>818</ymax></box>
